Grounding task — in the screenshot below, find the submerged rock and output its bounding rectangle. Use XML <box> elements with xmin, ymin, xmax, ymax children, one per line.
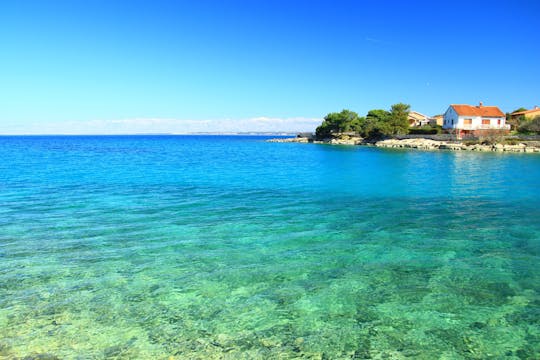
<box><xmin>21</xmin><ymin>354</ymin><xmax>60</xmax><ymax>360</ymax></box>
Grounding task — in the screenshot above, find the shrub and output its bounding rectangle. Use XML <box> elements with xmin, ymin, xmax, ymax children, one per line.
<box><xmin>518</xmin><ymin>116</ymin><xmax>540</xmax><ymax>134</ymax></box>
<box><xmin>408</xmin><ymin>126</ymin><xmax>441</xmax><ymax>135</ymax></box>
<box><xmin>477</xmin><ymin>129</ymin><xmax>506</xmax><ymax>145</ymax></box>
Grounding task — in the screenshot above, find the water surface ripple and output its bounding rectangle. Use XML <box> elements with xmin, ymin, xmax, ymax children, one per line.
<box><xmin>0</xmin><ymin>136</ymin><xmax>539</xmax><ymax>359</ymax></box>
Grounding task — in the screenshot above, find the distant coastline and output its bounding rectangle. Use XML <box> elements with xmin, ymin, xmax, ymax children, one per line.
<box><xmin>0</xmin><ymin>132</ymin><xmax>297</xmax><ymax>137</ymax></box>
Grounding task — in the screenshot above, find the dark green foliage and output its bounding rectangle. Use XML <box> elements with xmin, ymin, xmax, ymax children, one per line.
<box><xmin>518</xmin><ymin>116</ymin><xmax>540</xmax><ymax>134</ymax></box>
<box><xmin>315</xmin><ymin>104</ymin><xmax>411</xmax><ymax>140</ymax></box>
<box><xmin>361</xmin><ymin>104</ymin><xmax>410</xmax><ymax>139</ymax></box>
<box><xmin>408</xmin><ymin>125</ymin><xmax>441</xmax><ymax>135</ymax></box>
<box><xmin>366</xmin><ymin>109</ymin><xmax>390</xmax><ymax>122</ymax></box>
<box><xmin>387</xmin><ymin>103</ymin><xmax>410</xmax><ymax>135</ymax></box>
<box><xmin>315</xmin><ymin>110</ymin><xmax>364</xmax><ymax>139</ymax></box>
<box><xmin>362</xmin><ymin>109</ymin><xmax>391</xmax><ymax>139</ymax></box>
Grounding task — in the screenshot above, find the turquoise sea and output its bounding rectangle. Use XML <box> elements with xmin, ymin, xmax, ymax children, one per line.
<box><xmin>0</xmin><ymin>135</ymin><xmax>539</xmax><ymax>359</ymax></box>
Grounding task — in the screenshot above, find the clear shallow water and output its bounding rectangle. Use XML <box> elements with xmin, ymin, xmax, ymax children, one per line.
<box><xmin>0</xmin><ymin>135</ymin><xmax>539</xmax><ymax>359</ymax></box>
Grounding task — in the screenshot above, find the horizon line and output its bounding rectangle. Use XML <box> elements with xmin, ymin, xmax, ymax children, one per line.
<box><xmin>0</xmin><ymin>131</ymin><xmax>302</xmax><ymax>136</ymax></box>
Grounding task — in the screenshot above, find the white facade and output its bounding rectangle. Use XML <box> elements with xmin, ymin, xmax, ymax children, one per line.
<box><xmin>443</xmin><ymin>106</ymin><xmax>508</xmax><ymax>131</ymax></box>
<box><xmin>408</xmin><ymin>111</ymin><xmax>430</xmax><ymax>127</ymax></box>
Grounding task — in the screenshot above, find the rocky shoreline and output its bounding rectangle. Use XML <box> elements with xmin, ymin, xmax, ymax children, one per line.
<box><xmin>267</xmin><ymin>136</ymin><xmax>540</xmax><ymax>153</ymax></box>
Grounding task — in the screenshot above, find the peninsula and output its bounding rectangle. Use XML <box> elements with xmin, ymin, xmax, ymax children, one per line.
<box><xmin>269</xmin><ymin>104</ymin><xmax>540</xmax><ymax>153</ymax></box>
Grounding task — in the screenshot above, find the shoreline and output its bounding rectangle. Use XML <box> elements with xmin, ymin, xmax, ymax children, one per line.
<box><xmin>267</xmin><ymin>136</ymin><xmax>540</xmax><ymax>153</ymax></box>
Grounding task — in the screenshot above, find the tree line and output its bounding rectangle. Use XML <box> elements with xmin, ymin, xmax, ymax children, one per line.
<box><xmin>316</xmin><ymin>104</ymin><xmax>540</xmax><ymax>140</ymax></box>
<box><xmin>315</xmin><ymin>103</ymin><xmax>411</xmax><ymax>140</ymax></box>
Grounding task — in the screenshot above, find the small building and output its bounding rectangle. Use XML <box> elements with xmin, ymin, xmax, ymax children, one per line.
<box><xmin>429</xmin><ymin>115</ymin><xmax>444</xmax><ymax>127</ymax></box>
<box><xmin>408</xmin><ymin>111</ymin><xmax>430</xmax><ymax>127</ymax></box>
<box><xmin>510</xmin><ymin>106</ymin><xmax>540</xmax><ymax>122</ymax></box>
<box><xmin>443</xmin><ymin>102</ymin><xmax>509</xmax><ymax>135</ymax></box>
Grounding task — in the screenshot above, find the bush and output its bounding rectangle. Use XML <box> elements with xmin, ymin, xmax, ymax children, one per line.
<box><xmin>518</xmin><ymin>116</ymin><xmax>540</xmax><ymax>134</ymax></box>
<box><xmin>503</xmin><ymin>139</ymin><xmax>521</xmax><ymax>145</ymax></box>
<box><xmin>408</xmin><ymin>125</ymin><xmax>442</xmax><ymax>135</ymax></box>
<box><xmin>477</xmin><ymin>129</ymin><xmax>506</xmax><ymax>145</ymax></box>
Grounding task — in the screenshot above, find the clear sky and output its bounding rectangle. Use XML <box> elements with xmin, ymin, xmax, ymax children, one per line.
<box><xmin>1</xmin><ymin>0</ymin><xmax>539</xmax><ymax>134</ymax></box>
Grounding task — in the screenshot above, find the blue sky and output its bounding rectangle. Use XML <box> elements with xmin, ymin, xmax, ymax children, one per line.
<box><xmin>0</xmin><ymin>0</ymin><xmax>538</xmax><ymax>134</ymax></box>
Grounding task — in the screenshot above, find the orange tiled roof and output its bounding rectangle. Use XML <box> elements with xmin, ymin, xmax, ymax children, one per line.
<box><xmin>511</xmin><ymin>107</ymin><xmax>540</xmax><ymax>116</ymax></box>
<box><xmin>451</xmin><ymin>104</ymin><xmax>505</xmax><ymax>117</ymax></box>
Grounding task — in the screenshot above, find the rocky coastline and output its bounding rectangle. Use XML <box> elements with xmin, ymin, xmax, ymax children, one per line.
<box><xmin>268</xmin><ymin>136</ymin><xmax>540</xmax><ymax>153</ymax></box>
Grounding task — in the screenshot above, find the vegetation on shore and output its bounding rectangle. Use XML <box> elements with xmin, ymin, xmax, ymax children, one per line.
<box><xmin>315</xmin><ymin>103</ymin><xmax>411</xmax><ymax>140</ymax></box>
<box><xmin>506</xmin><ymin>107</ymin><xmax>540</xmax><ymax>134</ymax></box>
<box><xmin>315</xmin><ymin>105</ymin><xmax>540</xmax><ymax>142</ymax></box>
<box><xmin>519</xmin><ymin>117</ymin><xmax>540</xmax><ymax>133</ymax></box>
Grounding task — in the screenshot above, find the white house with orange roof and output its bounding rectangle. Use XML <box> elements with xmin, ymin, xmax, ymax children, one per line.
<box><xmin>443</xmin><ymin>102</ymin><xmax>509</xmax><ymax>135</ymax></box>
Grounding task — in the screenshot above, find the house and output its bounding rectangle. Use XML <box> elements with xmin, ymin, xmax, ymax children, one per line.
<box><xmin>429</xmin><ymin>115</ymin><xmax>444</xmax><ymax>127</ymax></box>
<box><xmin>443</xmin><ymin>102</ymin><xmax>509</xmax><ymax>135</ymax></box>
<box><xmin>407</xmin><ymin>111</ymin><xmax>430</xmax><ymax>127</ymax></box>
<box><xmin>510</xmin><ymin>106</ymin><xmax>540</xmax><ymax>122</ymax></box>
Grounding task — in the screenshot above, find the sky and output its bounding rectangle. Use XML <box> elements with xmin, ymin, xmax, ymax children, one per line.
<box><xmin>0</xmin><ymin>0</ymin><xmax>539</xmax><ymax>134</ymax></box>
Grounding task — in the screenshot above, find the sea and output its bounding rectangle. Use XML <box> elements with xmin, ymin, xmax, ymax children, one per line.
<box><xmin>0</xmin><ymin>135</ymin><xmax>539</xmax><ymax>359</ymax></box>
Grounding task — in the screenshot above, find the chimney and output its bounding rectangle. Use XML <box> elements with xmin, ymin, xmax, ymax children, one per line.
<box><xmin>479</xmin><ymin>102</ymin><xmax>483</xmax><ymax>107</ymax></box>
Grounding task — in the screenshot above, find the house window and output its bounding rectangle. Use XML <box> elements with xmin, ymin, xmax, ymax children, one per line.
<box><xmin>464</xmin><ymin>119</ymin><xmax>472</xmax><ymax>125</ymax></box>
<box><xmin>497</xmin><ymin>119</ymin><xmax>501</xmax><ymax>125</ymax></box>
<box><xmin>482</xmin><ymin>119</ymin><xmax>491</xmax><ymax>125</ymax></box>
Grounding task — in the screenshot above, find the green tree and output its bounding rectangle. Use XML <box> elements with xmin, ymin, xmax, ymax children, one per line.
<box><xmin>360</xmin><ymin>109</ymin><xmax>390</xmax><ymax>139</ymax></box>
<box><xmin>366</xmin><ymin>109</ymin><xmax>390</xmax><ymax>122</ymax></box>
<box><xmin>315</xmin><ymin>109</ymin><xmax>363</xmax><ymax>139</ymax></box>
<box><xmin>512</xmin><ymin>107</ymin><xmax>528</xmax><ymax>113</ymax></box>
<box><xmin>314</xmin><ymin>103</ymin><xmax>411</xmax><ymax>140</ymax></box>
<box><xmin>387</xmin><ymin>103</ymin><xmax>410</xmax><ymax>135</ymax></box>
<box><xmin>360</xmin><ymin>104</ymin><xmax>410</xmax><ymax>139</ymax></box>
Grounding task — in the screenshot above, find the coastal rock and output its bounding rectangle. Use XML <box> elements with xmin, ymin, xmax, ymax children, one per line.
<box><xmin>267</xmin><ymin>137</ymin><xmax>309</xmax><ymax>143</ymax></box>
<box><xmin>269</xmin><ymin>136</ymin><xmax>540</xmax><ymax>153</ymax></box>
<box><xmin>375</xmin><ymin>138</ymin><xmax>540</xmax><ymax>153</ymax></box>
<box><xmin>494</xmin><ymin>144</ymin><xmax>505</xmax><ymax>152</ymax></box>
<box><xmin>502</xmin><ymin>144</ymin><xmax>526</xmax><ymax>152</ymax></box>
<box><xmin>329</xmin><ymin>136</ymin><xmax>364</xmax><ymax>145</ymax></box>
<box><xmin>375</xmin><ymin>138</ymin><xmax>442</xmax><ymax>150</ymax></box>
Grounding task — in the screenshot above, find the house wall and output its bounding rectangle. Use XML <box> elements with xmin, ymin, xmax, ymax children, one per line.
<box><xmin>510</xmin><ymin>109</ymin><xmax>540</xmax><ymax>121</ymax></box>
<box><xmin>408</xmin><ymin>112</ymin><xmax>429</xmax><ymax>127</ymax></box>
<box><xmin>429</xmin><ymin>117</ymin><xmax>443</xmax><ymax>127</ymax></box>
<box><xmin>443</xmin><ymin>106</ymin><xmax>507</xmax><ymax>130</ymax></box>
<box><xmin>524</xmin><ymin>109</ymin><xmax>540</xmax><ymax>119</ymax></box>
<box><xmin>464</xmin><ymin>116</ymin><xmax>506</xmax><ymax>130</ymax></box>
<box><xmin>443</xmin><ymin>106</ymin><xmax>458</xmax><ymax>129</ymax></box>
